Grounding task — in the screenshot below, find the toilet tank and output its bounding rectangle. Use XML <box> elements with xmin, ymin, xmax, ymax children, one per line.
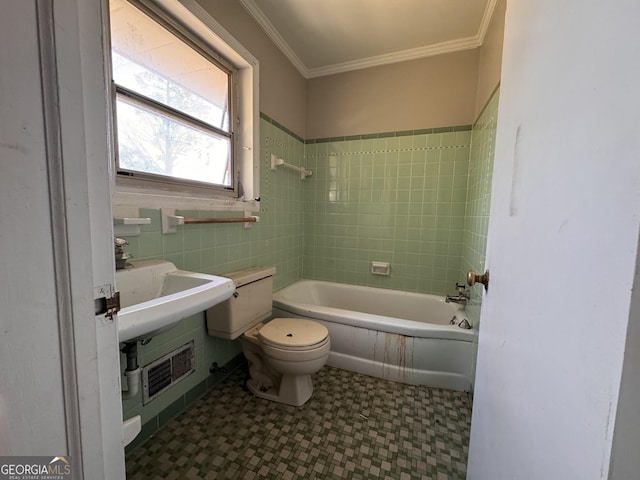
<box><xmin>206</xmin><ymin>266</ymin><xmax>276</xmax><ymax>340</ymax></box>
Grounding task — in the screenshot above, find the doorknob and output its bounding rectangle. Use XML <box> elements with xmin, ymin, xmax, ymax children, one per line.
<box><xmin>467</xmin><ymin>270</ymin><xmax>489</xmax><ymax>291</ymax></box>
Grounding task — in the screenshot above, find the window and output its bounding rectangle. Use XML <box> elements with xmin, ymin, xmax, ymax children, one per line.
<box><xmin>109</xmin><ymin>0</ymin><xmax>258</xmax><ymax>203</ymax></box>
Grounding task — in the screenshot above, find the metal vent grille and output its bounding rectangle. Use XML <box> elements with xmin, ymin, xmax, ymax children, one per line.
<box><xmin>142</xmin><ymin>341</ymin><xmax>195</xmax><ymax>404</ymax></box>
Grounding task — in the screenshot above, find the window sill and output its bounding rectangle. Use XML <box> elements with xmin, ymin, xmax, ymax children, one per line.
<box><xmin>112</xmin><ymin>186</ymin><xmax>260</xmax><ymax>213</ymax></box>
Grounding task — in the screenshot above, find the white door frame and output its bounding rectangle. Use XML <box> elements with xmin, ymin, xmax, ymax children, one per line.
<box><xmin>0</xmin><ymin>0</ymin><xmax>124</xmax><ymax>477</ymax></box>
<box><xmin>51</xmin><ymin>0</ymin><xmax>126</xmax><ymax>476</ymax></box>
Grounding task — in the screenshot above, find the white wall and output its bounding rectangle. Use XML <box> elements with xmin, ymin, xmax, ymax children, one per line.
<box><xmin>468</xmin><ymin>1</ymin><xmax>640</xmax><ymax>478</ymax></box>
<box><xmin>474</xmin><ymin>0</ymin><xmax>505</xmax><ymax>118</ymax></box>
<box><xmin>306</xmin><ymin>49</ymin><xmax>479</xmax><ymax>138</ymax></box>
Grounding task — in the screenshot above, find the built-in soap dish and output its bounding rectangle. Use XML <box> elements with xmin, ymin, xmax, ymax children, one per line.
<box><xmin>371</xmin><ymin>261</ymin><xmax>390</xmax><ymax>276</ymax></box>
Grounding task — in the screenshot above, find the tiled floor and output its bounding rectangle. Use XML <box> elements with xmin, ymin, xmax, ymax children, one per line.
<box><xmin>126</xmin><ymin>366</ymin><xmax>471</xmax><ymax>479</ymax></box>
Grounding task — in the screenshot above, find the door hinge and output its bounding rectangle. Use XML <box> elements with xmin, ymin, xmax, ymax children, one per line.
<box><xmin>95</xmin><ymin>291</ymin><xmax>121</xmax><ymax>320</ymax></box>
<box><xmin>106</xmin><ymin>291</ymin><xmax>121</xmax><ymax>319</ymax></box>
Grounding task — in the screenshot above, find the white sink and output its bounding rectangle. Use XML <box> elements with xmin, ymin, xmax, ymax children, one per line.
<box><xmin>116</xmin><ymin>259</ymin><xmax>235</xmax><ymax>343</ymax></box>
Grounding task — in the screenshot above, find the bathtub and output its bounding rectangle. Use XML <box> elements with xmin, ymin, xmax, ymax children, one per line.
<box><xmin>272</xmin><ymin>280</ymin><xmax>474</xmax><ymax>392</ymax></box>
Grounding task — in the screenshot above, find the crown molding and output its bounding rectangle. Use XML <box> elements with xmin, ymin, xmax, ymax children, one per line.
<box><xmin>238</xmin><ymin>0</ymin><xmax>310</xmax><ymax>77</ymax></box>
<box><xmin>240</xmin><ymin>0</ymin><xmax>499</xmax><ymax>79</ymax></box>
<box><xmin>306</xmin><ymin>36</ymin><xmax>481</xmax><ymax>78</ymax></box>
<box><xmin>477</xmin><ymin>0</ymin><xmax>499</xmax><ymax>44</ymax></box>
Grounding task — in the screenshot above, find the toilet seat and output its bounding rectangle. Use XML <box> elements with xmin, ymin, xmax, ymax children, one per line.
<box><xmin>258</xmin><ymin>318</ymin><xmax>329</xmax><ymax>351</ymax></box>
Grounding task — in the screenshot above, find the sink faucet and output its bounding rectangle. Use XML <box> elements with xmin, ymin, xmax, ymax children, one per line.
<box><xmin>445</xmin><ymin>283</ymin><xmax>470</xmax><ymax>304</ymax></box>
<box><xmin>114</xmin><ymin>237</ymin><xmax>131</xmax><ymax>270</ymax></box>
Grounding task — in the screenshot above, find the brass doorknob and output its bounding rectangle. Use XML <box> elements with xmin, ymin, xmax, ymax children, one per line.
<box><xmin>467</xmin><ymin>270</ymin><xmax>489</xmax><ymax>291</ymax></box>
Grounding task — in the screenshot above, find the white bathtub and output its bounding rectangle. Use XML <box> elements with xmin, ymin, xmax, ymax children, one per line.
<box><xmin>272</xmin><ymin>280</ymin><xmax>474</xmax><ymax>391</ymax></box>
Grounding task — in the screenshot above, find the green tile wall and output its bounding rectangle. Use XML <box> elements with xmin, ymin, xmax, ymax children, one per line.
<box><xmin>303</xmin><ymin>129</ymin><xmax>471</xmax><ymax>294</ymax></box>
<box><xmin>119</xmin><ymin>116</ymin><xmax>306</xmax><ymax>426</ymax></box>
<box><xmin>461</xmin><ymin>88</ymin><xmax>499</xmax><ymax>329</ymax></box>
<box><xmin>118</xmin><ymin>103</ymin><xmax>498</xmax><ymax>431</ymax></box>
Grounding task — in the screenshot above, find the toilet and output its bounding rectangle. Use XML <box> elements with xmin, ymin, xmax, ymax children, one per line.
<box><xmin>206</xmin><ymin>267</ymin><xmax>330</xmax><ymax>406</ymax></box>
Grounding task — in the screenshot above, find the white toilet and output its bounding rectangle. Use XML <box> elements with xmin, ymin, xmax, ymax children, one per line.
<box><xmin>206</xmin><ymin>267</ymin><xmax>330</xmax><ymax>406</ymax></box>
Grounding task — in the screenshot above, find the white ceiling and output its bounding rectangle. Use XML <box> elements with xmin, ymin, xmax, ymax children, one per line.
<box><xmin>239</xmin><ymin>0</ymin><xmax>497</xmax><ymax>78</ymax></box>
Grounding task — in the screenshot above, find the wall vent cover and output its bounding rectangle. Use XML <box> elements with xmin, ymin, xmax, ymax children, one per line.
<box><xmin>142</xmin><ymin>340</ymin><xmax>195</xmax><ymax>404</ymax></box>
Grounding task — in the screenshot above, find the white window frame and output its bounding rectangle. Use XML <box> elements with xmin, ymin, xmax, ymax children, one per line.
<box><xmin>109</xmin><ymin>0</ymin><xmax>260</xmax><ymax>212</ymax></box>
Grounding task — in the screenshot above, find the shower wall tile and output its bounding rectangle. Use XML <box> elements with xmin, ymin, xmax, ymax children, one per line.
<box><xmin>304</xmin><ymin>129</ymin><xmax>472</xmax><ymax>295</ymax></box>
<box><xmin>462</xmin><ymin>88</ymin><xmax>500</xmax><ymax>329</ymax></box>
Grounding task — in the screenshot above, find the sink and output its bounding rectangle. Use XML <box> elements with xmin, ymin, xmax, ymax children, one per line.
<box><xmin>115</xmin><ymin>259</ymin><xmax>235</xmax><ymax>343</ymax></box>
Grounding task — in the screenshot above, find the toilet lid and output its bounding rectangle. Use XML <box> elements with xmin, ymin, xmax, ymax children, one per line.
<box><xmin>259</xmin><ymin>318</ymin><xmax>328</xmax><ymax>349</ymax></box>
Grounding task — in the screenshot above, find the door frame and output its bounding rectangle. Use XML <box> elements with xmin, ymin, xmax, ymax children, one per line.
<box><xmin>44</xmin><ymin>0</ymin><xmax>125</xmax><ymax>476</ymax></box>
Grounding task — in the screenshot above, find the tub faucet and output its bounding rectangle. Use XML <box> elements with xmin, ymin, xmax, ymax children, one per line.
<box><xmin>445</xmin><ymin>283</ymin><xmax>470</xmax><ymax>304</ymax></box>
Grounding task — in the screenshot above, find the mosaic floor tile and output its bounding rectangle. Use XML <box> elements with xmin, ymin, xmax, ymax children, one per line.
<box><xmin>126</xmin><ymin>366</ymin><xmax>471</xmax><ymax>479</ymax></box>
